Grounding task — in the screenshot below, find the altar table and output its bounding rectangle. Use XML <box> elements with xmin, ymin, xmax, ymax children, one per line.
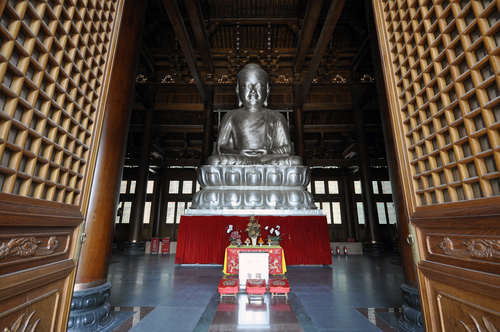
<box><xmin>223</xmin><ymin>245</ymin><xmax>287</xmax><ymax>275</ymax></box>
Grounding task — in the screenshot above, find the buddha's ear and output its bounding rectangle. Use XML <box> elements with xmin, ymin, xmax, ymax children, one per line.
<box><xmin>236</xmin><ymin>83</ymin><xmax>243</xmax><ymax>107</ymax></box>
<box><xmin>263</xmin><ymin>83</ymin><xmax>270</xmax><ymax>107</ymax></box>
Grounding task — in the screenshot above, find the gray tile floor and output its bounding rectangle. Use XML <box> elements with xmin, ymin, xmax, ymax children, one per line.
<box><xmin>104</xmin><ymin>253</ymin><xmax>405</xmax><ymax>331</ymax></box>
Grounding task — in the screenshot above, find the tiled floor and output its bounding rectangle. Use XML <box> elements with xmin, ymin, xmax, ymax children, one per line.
<box><xmin>102</xmin><ymin>253</ymin><xmax>406</xmax><ymax>332</ymax></box>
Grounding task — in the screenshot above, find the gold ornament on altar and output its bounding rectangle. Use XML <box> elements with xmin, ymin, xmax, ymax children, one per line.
<box><xmin>245</xmin><ymin>216</ymin><xmax>261</xmax><ymax>238</ymax></box>
<box><xmin>245</xmin><ymin>216</ymin><xmax>261</xmax><ymax>246</ymax></box>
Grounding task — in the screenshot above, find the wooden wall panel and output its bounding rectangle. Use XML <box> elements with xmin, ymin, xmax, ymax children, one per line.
<box><xmin>0</xmin><ymin>229</ymin><xmax>72</xmax><ymax>275</ymax></box>
<box><xmin>372</xmin><ymin>0</ymin><xmax>500</xmax><ymax>330</ymax></box>
<box><xmin>0</xmin><ymin>259</ymin><xmax>75</xmax><ymax>331</ymax></box>
<box><xmin>418</xmin><ymin>261</ymin><xmax>500</xmax><ymax>332</ymax></box>
<box><xmin>373</xmin><ymin>0</ymin><xmax>500</xmax><ymax>213</ymax></box>
<box><xmin>414</xmin><ymin>217</ymin><xmax>500</xmax><ymax>275</ymax></box>
<box><xmin>0</xmin><ymin>0</ymin><xmax>123</xmax><ymax>330</ymax></box>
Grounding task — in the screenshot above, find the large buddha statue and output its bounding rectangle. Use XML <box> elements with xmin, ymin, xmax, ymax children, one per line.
<box><xmin>187</xmin><ymin>64</ymin><xmax>319</xmax><ymax>215</ymax></box>
<box><xmin>207</xmin><ymin>63</ymin><xmax>302</xmax><ymax>166</ymax></box>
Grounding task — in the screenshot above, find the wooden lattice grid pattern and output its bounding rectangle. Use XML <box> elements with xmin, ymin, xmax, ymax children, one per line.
<box><xmin>381</xmin><ymin>0</ymin><xmax>500</xmax><ymax>206</ymax></box>
<box><xmin>0</xmin><ymin>0</ymin><xmax>117</xmax><ymax>204</ymax></box>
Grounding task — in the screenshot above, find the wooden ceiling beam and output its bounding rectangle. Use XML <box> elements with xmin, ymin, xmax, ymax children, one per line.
<box><xmin>133</xmin><ymin>87</ymin><xmax>151</xmax><ymax>109</ymax></box>
<box><xmin>140</xmin><ymin>42</ymin><xmax>157</xmax><ymax>73</ymax></box>
<box><xmin>356</xmin><ymin>84</ymin><xmax>377</xmax><ymax>108</ymax></box>
<box><xmin>130</xmin><ymin>125</ymin><xmax>204</xmax><ymax>133</ymax></box>
<box><xmin>292</xmin><ymin>0</ymin><xmax>324</xmax><ymax>79</ymax></box>
<box><xmin>162</xmin><ymin>0</ymin><xmax>207</xmax><ymax>102</ymax></box>
<box><xmin>307</xmin><ymin>158</ymin><xmax>387</xmax><ymax>167</ymax></box>
<box><xmin>297</xmin><ymin>0</ymin><xmax>347</xmax><ymax>105</ymax></box>
<box><xmin>350</xmin><ymin>37</ymin><xmax>370</xmax><ymax>73</ymax></box>
<box><xmin>208</xmin><ymin>17</ymin><xmax>299</xmax><ymax>25</ymax></box>
<box><xmin>154</xmin><ymin>103</ymin><xmax>205</xmax><ymax>111</ymax></box>
<box><xmin>146</xmin><ymin>16</ymin><xmax>359</xmax><ymax>26</ymax></box>
<box><xmin>296</xmin><ymin>0</ymin><xmax>309</xmax><ymax>20</ymax></box>
<box><xmin>185</xmin><ymin>0</ymin><xmax>214</xmax><ymax>76</ymax></box>
<box><xmin>199</xmin><ymin>0</ymin><xmax>210</xmax><ymax>20</ymax></box>
<box><xmin>151</xmin><ymin>143</ymin><xmax>166</xmax><ymax>159</ymax></box>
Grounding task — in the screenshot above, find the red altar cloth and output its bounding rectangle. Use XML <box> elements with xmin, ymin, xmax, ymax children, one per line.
<box><xmin>223</xmin><ymin>245</ymin><xmax>286</xmax><ymax>274</ymax></box>
<box><xmin>175</xmin><ymin>215</ymin><xmax>332</xmax><ymax>266</ymax></box>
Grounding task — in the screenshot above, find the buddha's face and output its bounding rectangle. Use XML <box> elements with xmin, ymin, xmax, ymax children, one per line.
<box><xmin>236</xmin><ymin>70</ymin><xmax>269</xmax><ymax>110</ymax></box>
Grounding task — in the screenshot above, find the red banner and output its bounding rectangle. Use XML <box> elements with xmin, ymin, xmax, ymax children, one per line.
<box><xmin>150</xmin><ymin>237</ymin><xmax>159</xmax><ymax>253</ymax></box>
<box><xmin>161</xmin><ymin>237</ymin><xmax>171</xmax><ymax>253</ymax></box>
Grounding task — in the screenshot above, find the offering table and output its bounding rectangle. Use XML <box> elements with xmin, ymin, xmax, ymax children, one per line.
<box><xmin>223</xmin><ymin>245</ymin><xmax>286</xmax><ymax>275</ymax></box>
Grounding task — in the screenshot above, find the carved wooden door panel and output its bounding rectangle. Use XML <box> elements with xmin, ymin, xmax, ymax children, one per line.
<box><xmin>0</xmin><ymin>0</ymin><xmax>122</xmax><ymax>330</ymax></box>
<box><xmin>372</xmin><ymin>0</ymin><xmax>500</xmax><ymax>331</ymax></box>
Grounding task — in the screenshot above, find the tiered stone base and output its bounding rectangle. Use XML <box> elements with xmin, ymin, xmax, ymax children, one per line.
<box><xmin>68</xmin><ymin>282</ymin><xmax>113</xmax><ymax>332</ymax></box>
<box><xmin>399</xmin><ymin>284</ymin><xmax>424</xmax><ymax>332</ymax></box>
<box><xmin>123</xmin><ymin>241</ymin><xmax>145</xmax><ymax>255</ymax></box>
<box><xmin>188</xmin><ymin>165</ymin><xmax>318</xmax><ymax>214</ymax></box>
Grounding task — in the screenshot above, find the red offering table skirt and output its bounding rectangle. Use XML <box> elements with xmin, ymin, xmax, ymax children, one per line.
<box><xmin>175</xmin><ymin>215</ymin><xmax>332</xmax><ymax>265</ymax></box>
<box><xmin>224</xmin><ymin>246</ymin><xmax>285</xmax><ymax>274</ymax></box>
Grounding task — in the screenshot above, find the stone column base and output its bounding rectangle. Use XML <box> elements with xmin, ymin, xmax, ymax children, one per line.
<box><xmin>123</xmin><ymin>241</ymin><xmax>145</xmax><ymax>255</ymax></box>
<box><xmin>68</xmin><ymin>282</ymin><xmax>113</xmax><ymax>332</ymax></box>
<box><xmin>362</xmin><ymin>242</ymin><xmax>386</xmax><ymax>256</ymax></box>
<box><xmin>399</xmin><ymin>283</ymin><xmax>424</xmax><ymax>332</ymax></box>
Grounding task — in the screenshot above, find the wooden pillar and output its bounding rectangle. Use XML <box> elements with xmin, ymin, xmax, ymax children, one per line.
<box><xmin>158</xmin><ymin>170</ymin><xmax>169</xmax><ymax>239</ymax></box>
<box><xmin>351</xmin><ymin>84</ymin><xmax>384</xmax><ymax>255</ymax></box>
<box><xmin>365</xmin><ymin>0</ymin><xmax>422</xmax><ymax>329</ymax></box>
<box><xmin>201</xmin><ymin>85</ymin><xmax>214</xmax><ymax>165</ymax></box>
<box><xmin>151</xmin><ymin>170</ymin><xmax>166</xmax><ymax>238</ymax></box>
<box><xmin>341</xmin><ymin>169</ymin><xmax>356</xmax><ymax>240</ymax></box>
<box><xmin>149</xmin><ymin>176</ymin><xmax>160</xmax><ymax>239</ymax></box>
<box><xmin>368</xmin><ymin>29</ymin><xmax>416</xmax><ymax>286</ymax></box>
<box><xmin>70</xmin><ymin>1</ymin><xmax>148</xmax><ymax>330</ymax></box>
<box><xmin>125</xmin><ymin>85</ymin><xmax>157</xmax><ymax>254</ymax></box>
<box><xmin>293</xmin><ymin>84</ymin><xmax>306</xmax><ymax>162</ymax></box>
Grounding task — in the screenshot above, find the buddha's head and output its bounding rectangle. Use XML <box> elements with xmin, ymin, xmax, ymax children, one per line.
<box><xmin>236</xmin><ymin>63</ymin><xmax>270</xmax><ymax>109</ymax></box>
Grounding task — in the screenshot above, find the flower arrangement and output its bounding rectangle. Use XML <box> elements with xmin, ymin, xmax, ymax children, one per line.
<box><xmin>264</xmin><ymin>225</ymin><xmax>289</xmax><ymax>245</ymax></box>
<box><xmin>245</xmin><ymin>216</ymin><xmax>261</xmax><ymax>238</ymax></box>
<box><xmin>228</xmin><ymin>231</ymin><xmax>241</xmax><ymax>243</ymax></box>
<box><xmin>227</xmin><ymin>225</ymin><xmax>242</xmax><ymax>245</ymax></box>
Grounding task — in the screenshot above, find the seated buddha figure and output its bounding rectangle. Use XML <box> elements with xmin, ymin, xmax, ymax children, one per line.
<box><xmin>207</xmin><ymin>64</ymin><xmax>302</xmax><ymax>166</ymax></box>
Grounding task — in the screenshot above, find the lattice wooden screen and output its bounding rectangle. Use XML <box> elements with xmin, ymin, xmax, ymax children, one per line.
<box><xmin>378</xmin><ymin>0</ymin><xmax>500</xmax><ymax>206</ymax></box>
<box><xmin>0</xmin><ymin>0</ymin><xmax>117</xmax><ymax>205</ymax></box>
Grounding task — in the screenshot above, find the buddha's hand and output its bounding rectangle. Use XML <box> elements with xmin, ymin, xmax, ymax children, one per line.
<box><xmin>241</xmin><ymin>149</ymin><xmax>268</xmax><ymax>157</ymax></box>
<box><xmin>271</xmin><ymin>146</ymin><xmax>291</xmax><ymax>155</ymax></box>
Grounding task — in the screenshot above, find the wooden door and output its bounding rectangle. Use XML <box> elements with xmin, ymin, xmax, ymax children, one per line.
<box><xmin>0</xmin><ymin>0</ymin><xmax>123</xmax><ymax>330</ymax></box>
<box><xmin>372</xmin><ymin>0</ymin><xmax>500</xmax><ymax>330</ymax></box>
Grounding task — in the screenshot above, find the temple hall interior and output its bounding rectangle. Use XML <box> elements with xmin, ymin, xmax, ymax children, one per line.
<box><xmin>0</xmin><ymin>0</ymin><xmax>500</xmax><ymax>331</ymax></box>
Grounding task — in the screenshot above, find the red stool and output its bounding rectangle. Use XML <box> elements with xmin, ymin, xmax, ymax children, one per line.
<box><xmin>246</xmin><ymin>279</ymin><xmax>266</xmax><ymax>300</ymax></box>
<box><xmin>269</xmin><ymin>279</ymin><xmax>290</xmax><ymax>299</ymax></box>
<box><xmin>218</xmin><ymin>278</ymin><xmax>239</xmax><ymax>300</ymax></box>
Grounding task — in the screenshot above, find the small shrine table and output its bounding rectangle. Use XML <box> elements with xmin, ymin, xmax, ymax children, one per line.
<box><xmin>223</xmin><ymin>245</ymin><xmax>287</xmax><ymax>275</ymax></box>
<box><xmin>239</xmin><ymin>252</ymin><xmax>269</xmax><ymax>287</ymax></box>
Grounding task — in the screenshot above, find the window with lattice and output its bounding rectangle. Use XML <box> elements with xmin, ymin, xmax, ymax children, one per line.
<box><xmin>0</xmin><ymin>0</ymin><xmax>118</xmax><ymax>204</ymax></box>
<box><xmin>380</xmin><ymin>0</ymin><xmax>500</xmax><ymax>206</ymax></box>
